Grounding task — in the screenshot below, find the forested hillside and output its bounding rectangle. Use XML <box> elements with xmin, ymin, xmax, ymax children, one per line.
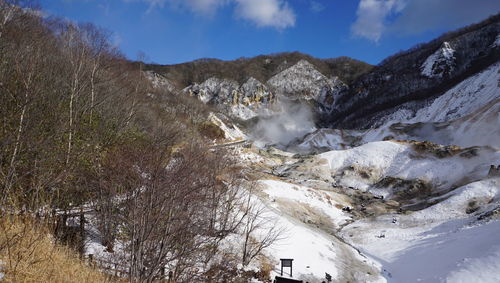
<box><xmin>0</xmin><ymin>2</ymin><xmax>272</xmax><ymax>282</ymax></box>
<box><xmin>147</xmin><ymin>52</ymin><xmax>373</xmax><ymax>88</ymax></box>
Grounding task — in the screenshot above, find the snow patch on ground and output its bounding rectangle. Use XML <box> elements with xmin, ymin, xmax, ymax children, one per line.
<box><xmin>412</xmin><ymin>62</ymin><xmax>499</xmax><ymax>123</ymax></box>
<box><xmin>318</xmin><ymin>141</ymin><xmax>497</xmax><ymax>193</ymax></box>
<box><xmin>446</xmin><ymin>246</ymin><xmax>500</xmax><ymax>283</ymax></box>
<box><xmin>293</xmin><ymin>128</ymin><xmax>364</xmax><ymax>152</ymax></box>
<box><xmin>259</xmin><ymin>180</ymin><xmax>351</xmax><ymax>227</ymax></box>
<box><xmin>209</xmin><ymin>113</ymin><xmax>246</xmax><ymax>141</ymax></box>
<box><xmin>341</xmin><ymin>177</ymin><xmax>500</xmax><ymax>282</ymax></box>
<box><xmin>256</xmin><ymin>180</ymin><xmax>384</xmax><ymax>282</ymax></box>
<box><xmin>266</xmin><ymin>212</ymin><xmax>341</xmax><ymax>281</ymax></box>
<box><xmin>493</xmin><ymin>33</ymin><xmax>500</xmax><ymax>48</ymax></box>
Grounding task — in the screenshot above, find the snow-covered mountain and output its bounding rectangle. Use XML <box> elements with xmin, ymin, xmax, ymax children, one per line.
<box><xmin>328</xmin><ymin>14</ymin><xmax>499</xmax><ymax>129</ymax></box>
<box><xmin>266</xmin><ymin>60</ymin><xmax>346</xmax><ymax>113</ymax></box>
<box><xmin>295</xmin><ymin>61</ymin><xmax>499</xmax><ymax>152</ymax></box>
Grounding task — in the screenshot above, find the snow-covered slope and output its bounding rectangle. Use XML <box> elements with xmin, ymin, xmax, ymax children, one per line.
<box><xmin>366</xmin><ymin>62</ymin><xmax>500</xmax><ymax>148</ymax></box>
<box><xmin>421</xmin><ymin>42</ymin><xmax>456</xmax><ymax>78</ymax></box>
<box><xmin>295</xmin><ymin>62</ymin><xmax>499</xmax><ymax>151</ymax></box>
<box><xmin>316</xmin><ymin>141</ymin><xmax>498</xmax><ymax>199</ymax></box>
<box><xmin>236</xmin><ymin>132</ymin><xmax>499</xmax><ymax>282</ymax></box>
<box><xmin>241</xmin><ymin>135</ymin><xmax>500</xmax><ymax>282</ymax></box>
<box><xmin>413</xmin><ymin>63</ymin><xmax>498</xmax><ymax>122</ymax></box>
<box><xmin>255</xmin><ymin>180</ymin><xmax>384</xmax><ymax>282</ymax></box>
<box><xmin>340</xmin><ymin>177</ymin><xmax>500</xmax><ymax>283</ymax></box>
<box><xmin>379</xmin><ymin>62</ymin><xmax>499</xmax><ymax>125</ymax></box>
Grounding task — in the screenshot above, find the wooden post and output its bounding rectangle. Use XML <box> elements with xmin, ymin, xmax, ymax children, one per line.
<box><xmin>79</xmin><ymin>208</ymin><xmax>85</xmax><ymax>257</ymax></box>
<box><xmin>88</xmin><ymin>254</ymin><xmax>94</xmax><ymax>267</ymax></box>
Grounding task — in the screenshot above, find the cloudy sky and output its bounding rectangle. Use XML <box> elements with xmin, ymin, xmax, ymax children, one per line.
<box><xmin>43</xmin><ymin>0</ymin><xmax>500</xmax><ymax>65</ymax></box>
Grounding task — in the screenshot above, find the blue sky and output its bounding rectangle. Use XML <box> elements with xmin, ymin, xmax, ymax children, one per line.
<box><xmin>41</xmin><ymin>0</ymin><xmax>500</xmax><ymax>65</ymax></box>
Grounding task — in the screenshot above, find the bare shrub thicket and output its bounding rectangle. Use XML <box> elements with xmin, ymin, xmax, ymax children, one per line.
<box><xmin>0</xmin><ymin>2</ymin><xmax>139</xmax><ymax>210</ymax></box>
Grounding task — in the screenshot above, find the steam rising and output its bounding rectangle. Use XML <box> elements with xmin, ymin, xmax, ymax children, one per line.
<box><xmin>250</xmin><ymin>98</ymin><xmax>316</xmax><ymax>147</ymax></box>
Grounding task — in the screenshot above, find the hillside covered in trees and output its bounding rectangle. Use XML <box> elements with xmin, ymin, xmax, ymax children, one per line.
<box><xmin>0</xmin><ymin>1</ymin><xmax>277</xmax><ymax>282</ymax></box>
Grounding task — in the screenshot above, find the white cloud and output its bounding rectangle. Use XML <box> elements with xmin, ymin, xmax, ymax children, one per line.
<box><xmin>352</xmin><ymin>0</ymin><xmax>500</xmax><ymax>42</ymax></box>
<box><xmin>391</xmin><ymin>0</ymin><xmax>500</xmax><ymax>34</ymax></box>
<box><xmin>122</xmin><ymin>0</ymin><xmax>167</xmax><ymax>13</ymax></box>
<box><xmin>234</xmin><ymin>0</ymin><xmax>296</xmax><ymax>29</ymax></box>
<box><xmin>351</xmin><ymin>0</ymin><xmax>405</xmax><ymax>42</ymax></box>
<box><xmin>310</xmin><ymin>1</ymin><xmax>325</xmax><ymax>13</ymax></box>
<box><xmin>125</xmin><ymin>0</ymin><xmax>297</xmax><ymax>29</ymax></box>
<box><xmin>169</xmin><ymin>0</ymin><xmax>228</xmax><ymax>15</ymax></box>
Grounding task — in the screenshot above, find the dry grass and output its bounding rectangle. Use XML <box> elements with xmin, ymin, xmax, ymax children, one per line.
<box><xmin>0</xmin><ymin>215</ymin><xmax>112</xmax><ymax>283</ymax></box>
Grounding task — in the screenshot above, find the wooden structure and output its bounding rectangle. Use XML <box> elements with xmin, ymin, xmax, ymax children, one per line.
<box><xmin>274</xmin><ymin>275</ymin><xmax>303</xmax><ymax>283</ymax></box>
<box><xmin>280</xmin><ymin>258</ymin><xmax>294</xmax><ymax>277</ymax></box>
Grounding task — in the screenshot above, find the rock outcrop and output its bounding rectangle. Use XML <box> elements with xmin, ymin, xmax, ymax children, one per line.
<box><xmin>178</xmin><ymin>60</ymin><xmax>347</xmax><ymax>120</ymax></box>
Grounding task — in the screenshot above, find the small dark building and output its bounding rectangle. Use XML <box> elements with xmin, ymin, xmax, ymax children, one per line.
<box><xmin>274</xmin><ymin>275</ymin><xmax>303</xmax><ymax>283</ymax></box>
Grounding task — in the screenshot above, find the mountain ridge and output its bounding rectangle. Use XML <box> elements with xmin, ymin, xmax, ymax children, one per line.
<box><xmin>144</xmin><ymin>13</ymin><xmax>499</xmax><ymax>133</ymax></box>
<box><xmin>328</xmin><ymin>13</ymin><xmax>500</xmax><ymax>129</ymax></box>
<box><xmin>146</xmin><ymin>52</ymin><xmax>373</xmax><ymax>88</ymax></box>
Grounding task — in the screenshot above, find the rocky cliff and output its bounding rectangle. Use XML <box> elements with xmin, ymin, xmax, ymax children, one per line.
<box><xmin>146</xmin><ymin>56</ymin><xmax>354</xmax><ymax>120</ymax></box>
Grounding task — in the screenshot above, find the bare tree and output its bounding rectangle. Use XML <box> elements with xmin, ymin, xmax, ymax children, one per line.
<box><xmin>241</xmin><ymin>187</ymin><xmax>285</xmax><ymax>267</ymax></box>
<box><xmin>56</xmin><ymin>22</ymin><xmax>92</xmax><ymax>165</ymax></box>
<box><xmin>77</xmin><ymin>23</ymin><xmax>115</xmax><ymax>124</ymax></box>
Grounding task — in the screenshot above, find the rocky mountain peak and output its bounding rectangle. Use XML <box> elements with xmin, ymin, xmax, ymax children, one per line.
<box><xmin>144</xmin><ymin>71</ymin><xmax>176</xmax><ymax>92</ymax></box>
<box><xmin>267</xmin><ymin>59</ymin><xmax>335</xmax><ymax>100</ymax></box>
<box><xmin>171</xmin><ymin>60</ymin><xmax>348</xmax><ymax>120</ymax></box>
<box><xmin>420</xmin><ymin>41</ymin><xmax>456</xmax><ymax>78</ymax></box>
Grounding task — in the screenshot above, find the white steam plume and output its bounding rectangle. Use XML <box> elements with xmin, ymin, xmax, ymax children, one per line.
<box><xmin>250</xmin><ymin>98</ymin><xmax>316</xmax><ymax>147</ymax></box>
